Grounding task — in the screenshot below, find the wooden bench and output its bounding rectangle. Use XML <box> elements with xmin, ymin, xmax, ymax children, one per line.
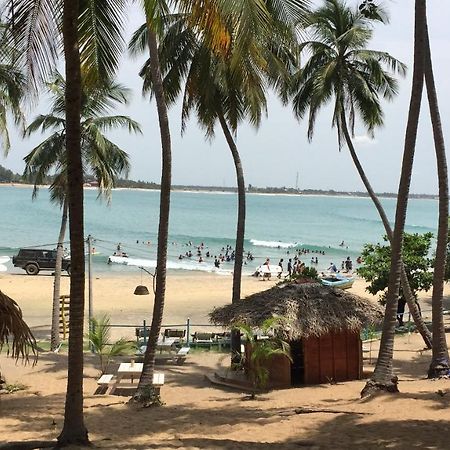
<box><xmin>95</xmin><ymin>374</ymin><xmax>115</xmax><ymax>394</ymax></box>
<box><xmin>97</xmin><ymin>374</ymin><xmax>114</xmax><ymax>386</ymax></box>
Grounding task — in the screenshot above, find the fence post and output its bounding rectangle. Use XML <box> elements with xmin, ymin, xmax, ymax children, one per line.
<box><xmin>143</xmin><ymin>319</ymin><xmax>147</xmax><ymax>345</ymax></box>
<box><xmin>186</xmin><ymin>317</ymin><xmax>190</xmax><ymax>347</ymax></box>
<box><xmin>91</xmin><ymin>321</ymin><xmax>95</xmax><ymax>353</ymax></box>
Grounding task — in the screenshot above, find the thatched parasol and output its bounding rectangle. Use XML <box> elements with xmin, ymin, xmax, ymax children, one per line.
<box><xmin>0</xmin><ymin>290</ymin><xmax>36</xmax><ymax>361</ymax></box>
<box><xmin>210</xmin><ymin>282</ymin><xmax>383</xmax><ymax>340</ymax></box>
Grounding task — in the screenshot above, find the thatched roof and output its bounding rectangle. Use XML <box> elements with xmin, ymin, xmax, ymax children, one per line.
<box><xmin>210</xmin><ymin>282</ymin><xmax>383</xmax><ymax>340</ymax></box>
<box><xmin>0</xmin><ymin>290</ymin><xmax>36</xmax><ymax>360</ymax></box>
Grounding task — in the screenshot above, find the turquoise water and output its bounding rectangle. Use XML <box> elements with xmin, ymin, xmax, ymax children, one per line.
<box><xmin>0</xmin><ymin>186</ymin><xmax>438</xmax><ymax>275</ymax></box>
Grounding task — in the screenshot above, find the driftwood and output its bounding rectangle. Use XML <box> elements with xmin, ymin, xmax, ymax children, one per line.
<box><xmin>278</xmin><ymin>406</ymin><xmax>371</xmax><ymax>417</ymax></box>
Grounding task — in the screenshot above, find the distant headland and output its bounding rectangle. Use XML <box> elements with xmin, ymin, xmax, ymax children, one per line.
<box><xmin>0</xmin><ymin>163</ymin><xmax>438</xmax><ymax>200</ymax></box>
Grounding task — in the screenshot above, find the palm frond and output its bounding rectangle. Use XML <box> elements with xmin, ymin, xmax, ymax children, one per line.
<box><xmin>78</xmin><ymin>0</ymin><xmax>127</xmax><ymax>85</ymax></box>
<box><xmin>0</xmin><ymin>290</ymin><xmax>36</xmax><ymax>362</ymax></box>
<box><xmin>6</xmin><ymin>0</ymin><xmax>60</xmax><ymax>87</ymax></box>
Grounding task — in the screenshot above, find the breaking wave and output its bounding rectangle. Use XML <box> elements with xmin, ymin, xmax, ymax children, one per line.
<box><xmin>249</xmin><ymin>239</ymin><xmax>300</xmax><ymax>249</ymax></box>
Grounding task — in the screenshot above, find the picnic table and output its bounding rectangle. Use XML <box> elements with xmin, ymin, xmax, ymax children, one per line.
<box><xmin>100</xmin><ymin>362</ymin><xmax>164</xmax><ymax>395</ymax></box>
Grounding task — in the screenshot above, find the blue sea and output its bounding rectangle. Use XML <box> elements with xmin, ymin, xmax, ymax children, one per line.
<box><xmin>0</xmin><ymin>186</ymin><xmax>438</xmax><ymax>276</ymax></box>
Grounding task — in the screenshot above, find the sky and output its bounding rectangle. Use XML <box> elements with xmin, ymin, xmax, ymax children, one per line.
<box><xmin>2</xmin><ymin>0</ymin><xmax>449</xmax><ymax>195</ymax></box>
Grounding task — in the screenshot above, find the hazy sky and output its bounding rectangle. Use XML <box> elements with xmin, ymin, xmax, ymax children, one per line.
<box><xmin>2</xmin><ymin>0</ymin><xmax>449</xmax><ymax>194</ymax></box>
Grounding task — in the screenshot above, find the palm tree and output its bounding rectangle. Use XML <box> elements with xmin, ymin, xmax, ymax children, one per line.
<box><xmin>8</xmin><ymin>0</ymin><xmax>129</xmax><ymax>441</ymax></box>
<box><xmin>127</xmin><ymin>0</ymin><xmax>173</xmax><ymax>406</ymax></box>
<box><xmin>289</xmin><ymin>0</ymin><xmax>432</xmax><ymax>349</ymax></box>
<box><xmin>361</xmin><ymin>0</ymin><xmax>427</xmax><ymax>396</ymax></box>
<box><xmin>58</xmin><ymin>0</ymin><xmax>89</xmax><ymax>443</ymax></box>
<box><xmin>423</xmin><ymin>14</ymin><xmax>450</xmax><ymax>378</ymax></box>
<box><xmin>131</xmin><ymin>3</ymin><xmax>302</xmax><ymax>367</ymax></box>
<box><xmin>23</xmin><ymin>74</ymin><xmax>139</xmax><ymax>352</ymax></box>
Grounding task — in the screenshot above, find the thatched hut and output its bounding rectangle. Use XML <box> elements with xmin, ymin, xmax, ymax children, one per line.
<box><xmin>210</xmin><ymin>282</ymin><xmax>382</xmax><ymax>387</ymax></box>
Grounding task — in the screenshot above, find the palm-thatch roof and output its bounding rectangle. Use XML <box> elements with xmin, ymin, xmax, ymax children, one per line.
<box><xmin>0</xmin><ymin>290</ymin><xmax>36</xmax><ymax>360</ymax></box>
<box><xmin>210</xmin><ymin>282</ymin><xmax>383</xmax><ymax>340</ymax></box>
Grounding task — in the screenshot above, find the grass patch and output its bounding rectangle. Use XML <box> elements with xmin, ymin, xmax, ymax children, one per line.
<box><xmin>2</xmin><ymin>383</ymin><xmax>27</xmax><ymax>394</ymax></box>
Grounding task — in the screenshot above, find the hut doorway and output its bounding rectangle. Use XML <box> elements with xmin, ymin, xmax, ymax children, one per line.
<box><xmin>290</xmin><ymin>339</ymin><xmax>305</xmax><ymax>385</ymax></box>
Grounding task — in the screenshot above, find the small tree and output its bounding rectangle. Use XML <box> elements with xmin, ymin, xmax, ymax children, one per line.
<box><xmin>357</xmin><ymin>233</ymin><xmax>434</xmax><ymax>308</ymax></box>
<box><xmin>88</xmin><ymin>316</ymin><xmax>132</xmax><ymax>374</ymax></box>
<box><xmin>238</xmin><ymin>317</ymin><xmax>292</xmax><ymax>399</ymax></box>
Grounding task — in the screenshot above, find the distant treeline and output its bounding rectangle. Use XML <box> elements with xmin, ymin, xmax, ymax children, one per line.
<box><xmin>0</xmin><ymin>164</ymin><xmax>23</xmax><ymax>183</ymax></box>
<box><xmin>0</xmin><ymin>164</ymin><xmax>438</xmax><ymax>200</ymax></box>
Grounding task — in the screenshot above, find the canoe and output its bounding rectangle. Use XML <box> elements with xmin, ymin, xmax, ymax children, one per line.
<box><xmin>320</xmin><ymin>274</ymin><xmax>355</xmax><ymax>290</ymax></box>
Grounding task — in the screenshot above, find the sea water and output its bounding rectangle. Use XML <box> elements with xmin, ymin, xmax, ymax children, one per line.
<box><xmin>0</xmin><ymin>186</ymin><xmax>438</xmax><ymax>275</ymax></box>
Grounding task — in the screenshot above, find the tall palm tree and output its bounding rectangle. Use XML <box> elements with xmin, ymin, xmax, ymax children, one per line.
<box><xmin>289</xmin><ymin>0</ymin><xmax>432</xmax><ymax>349</ymax></box>
<box><xmin>23</xmin><ymin>74</ymin><xmax>138</xmax><ymax>352</ymax></box>
<box><xmin>58</xmin><ymin>0</ymin><xmax>89</xmax><ymax>443</ymax></box>
<box><xmin>423</xmin><ymin>14</ymin><xmax>450</xmax><ymax>378</ymax></box>
<box><xmin>128</xmin><ymin>0</ymin><xmax>173</xmax><ymax>406</ymax></box>
<box><xmin>361</xmin><ymin>0</ymin><xmax>427</xmax><ymax>396</ymax></box>
<box><xmin>131</xmin><ymin>3</ymin><xmax>302</xmax><ymax>367</ymax></box>
<box><xmin>8</xmin><ymin>0</ymin><xmax>129</xmax><ymax>440</ymax></box>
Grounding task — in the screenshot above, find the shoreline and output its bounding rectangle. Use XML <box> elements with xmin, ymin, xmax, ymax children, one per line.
<box><xmin>0</xmin><ymin>182</ymin><xmax>438</xmax><ymax>200</ymax></box>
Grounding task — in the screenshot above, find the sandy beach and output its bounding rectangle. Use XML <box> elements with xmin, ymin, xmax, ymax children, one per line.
<box><xmin>1</xmin><ymin>272</ymin><xmax>450</xmax><ymax>448</ymax></box>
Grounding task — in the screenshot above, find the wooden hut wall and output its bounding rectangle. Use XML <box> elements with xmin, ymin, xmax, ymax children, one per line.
<box><xmin>303</xmin><ymin>330</ymin><xmax>362</xmax><ymax>384</ymax></box>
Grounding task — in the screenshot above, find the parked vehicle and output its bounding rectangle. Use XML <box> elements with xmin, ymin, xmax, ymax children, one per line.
<box><xmin>12</xmin><ymin>248</ymin><xmax>71</xmax><ymax>275</ymax></box>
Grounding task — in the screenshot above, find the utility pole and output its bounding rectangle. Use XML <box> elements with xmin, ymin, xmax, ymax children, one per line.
<box><xmin>87</xmin><ymin>234</ymin><xmax>93</xmax><ymax>351</ymax></box>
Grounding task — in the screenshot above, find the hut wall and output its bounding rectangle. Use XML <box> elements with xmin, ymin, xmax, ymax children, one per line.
<box><xmin>244</xmin><ymin>344</ymin><xmax>291</xmax><ymax>388</ymax></box>
<box><xmin>303</xmin><ymin>330</ymin><xmax>362</xmax><ymax>384</ymax></box>
<box><xmin>266</xmin><ymin>354</ymin><xmax>291</xmax><ymax>388</ymax></box>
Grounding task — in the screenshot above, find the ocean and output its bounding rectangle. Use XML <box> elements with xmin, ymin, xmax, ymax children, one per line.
<box><xmin>0</xmin><ymin>185</ymin><xmax>438</xmax><ymax>276</ymax></box>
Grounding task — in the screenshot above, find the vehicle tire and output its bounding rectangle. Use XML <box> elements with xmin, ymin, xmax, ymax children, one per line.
<box><xmin>25</xmin><ymin>263</ymin><xmax>39</xmax><ymax>275</ymax></box>
<box><xmin>66</xmin><ymin>265</ymin><xmax>71</xmax><ymax>276</ymax></box>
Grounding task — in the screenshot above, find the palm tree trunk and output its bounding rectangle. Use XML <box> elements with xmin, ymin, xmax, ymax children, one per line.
<box><xmin>58</xmin><ymin>0</ymin><xmax>89</xmax><ymax>444</ymax></box>
<box><xmin>340</xmin><ymin>113</ymin><xmax>432</xmax><ymax>349</ymax></box>
<box><xmin>50</xmin><ymin>199</ymin><xmax>68</xmax><ymax>351</ymax></box>
<box><xmin>361</xmin><ymin>0</ymin><xmax>426</xmax><ymax>397</ymax></box>
<box><xmin>134</xmin><ymin>27</ymin><xmax>171</xmax><ymax>405</ymax></box>
<box><xmin>218</xmin><ymin>112</ymin><xmax>245</xmax><ymax>362</ymax></box>
<box><xmin>423</xmin><ymin>18</ymin><xmax>450</xmax><ymax>378</ymax></box>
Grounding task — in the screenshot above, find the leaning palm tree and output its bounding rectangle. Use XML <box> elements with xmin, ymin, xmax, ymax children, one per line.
<box><xmin>422</xmin><ymin>12</ymin><xmax>450</xmax><ymax>378</ymax></box>
<box><xmin>23</xmin><ymin>73</ymin><xmax>139</xmax><ymax>352</ymax></box>
<box><xmin>361</xmin><ymin>0</ymin><xmax>427</xmax><ymax>396</ymax></box>
<box><xmin>289</xmin><ymin>0</ymin><xmax>432</xmax><ymax>349</ymax></box>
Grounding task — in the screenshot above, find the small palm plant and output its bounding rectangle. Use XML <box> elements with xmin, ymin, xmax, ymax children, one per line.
<box><xmin>88</xmin><ymin>315</ymin><xmax>132</xmax><ymax>374</ymax></box>
<box><xmin>238</xmin><ymin>317</ymin><xmax>292</xmax><ymax>398</ymax></box>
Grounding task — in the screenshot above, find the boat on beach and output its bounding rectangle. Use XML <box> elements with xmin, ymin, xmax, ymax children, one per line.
<box><xmin>320</xmin><ymin>273</ymin><xmax>355</xmax><ymax>290</ymax></box>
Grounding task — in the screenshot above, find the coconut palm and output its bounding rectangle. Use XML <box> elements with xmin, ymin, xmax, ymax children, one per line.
<box><xmin>131</xmin><ymin>3</ymin><xmax>302</xmax><ymax>373</ymax></box>
<box><xmin>423</xmin><ymin>15</ymin><xmax>450</xmax><ymax>378</ymax></box>
<box><xmin>23</xmin><ymin>74</ymin><xmax>139</xmax><ymax>352</ymax></box>
<box><xmin>7</xmin><ymin>0</ymin><xmax>129</xmax><ymax>443</ymax></box>
<box><xmin>361</xmin><ymin>0</ymin><xmax>427</xmax><ymax>396</ymax></box>
<box><xmin>289</xmin><ymin>0</ymin><xmax>433</xmax><ymax>349</ymax></box>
